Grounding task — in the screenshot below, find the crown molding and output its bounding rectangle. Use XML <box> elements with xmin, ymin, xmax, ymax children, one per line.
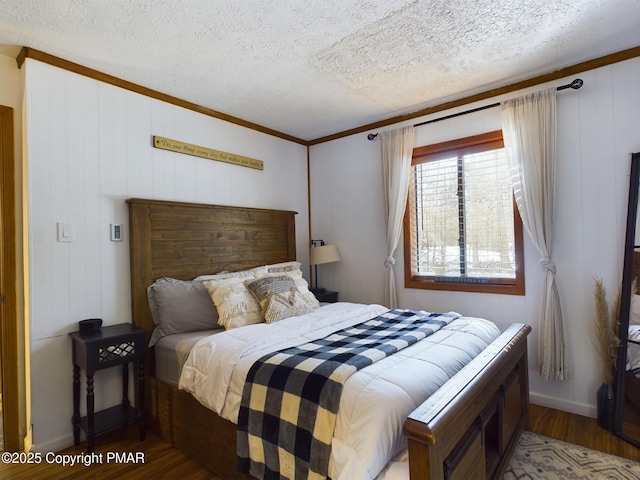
<box><xmin>17</xmin><ymin>45</ymin><xmax>640</xmax><ymax>147</ymax></box>
<box><xmin>17</xmin><ymin>47</ymin><xmax>309</xmax><ymax>146</ymax></box>
<box><xmin>308</xmin><ymin>45</ymin><xmax>640</xmax><ymax>145</ymax></box>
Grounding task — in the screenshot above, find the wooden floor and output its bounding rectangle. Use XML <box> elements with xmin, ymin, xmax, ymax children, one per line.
<box><xmin>0</xmin><ymin>427</ymin><xmax>221</xmax><ymax>480</ymax></box>
<box><xmin>527</xmin><ymin>403</ymin><xmax>640</xmax><ymax>462</ymax></box>
<box><xmin>1</xmin><ymin>404</ymin><xmax>639</xmax><ymax>479</ymax></box>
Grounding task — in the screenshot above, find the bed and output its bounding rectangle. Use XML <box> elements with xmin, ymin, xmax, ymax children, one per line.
<box><xmin>127</xmin><ymin>198</ymin><xmax>531</xmax><ymax>480</ymax></box>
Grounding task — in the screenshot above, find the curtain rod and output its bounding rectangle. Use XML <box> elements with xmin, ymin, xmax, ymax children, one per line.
<box><xmin>367</xmin><ymin>78</ymin><xmax>584</xmax><ymax>141</ymax></box>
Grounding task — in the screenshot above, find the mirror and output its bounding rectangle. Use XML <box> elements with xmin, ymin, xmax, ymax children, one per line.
<box><xmin>614</xmin><ymin>152</ymin><xmax>640</xmax><ymax>447</ymax></box>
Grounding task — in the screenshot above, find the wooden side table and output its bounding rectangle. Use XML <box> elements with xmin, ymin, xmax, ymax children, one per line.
<box><xmin>69</xmin><ymin>323</ymin><xmax>146</xmax><ymax>452</ymax></box>
<box><xmin>311</xmin><ymin>288</ymin><xmax>339</xmax><ymax>303</ymax></box>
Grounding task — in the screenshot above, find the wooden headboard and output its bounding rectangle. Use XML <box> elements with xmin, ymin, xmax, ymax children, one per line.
<box><xmin>127</xmin><ymin>198</ymin><xmax>297</xmax><ymax>349</ymax></box>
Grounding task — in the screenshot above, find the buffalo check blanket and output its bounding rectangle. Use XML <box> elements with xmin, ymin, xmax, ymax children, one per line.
<box><xmin>236</xmin><ymin>309</ymin><xmax>460</xmax><ymax>479</ymax></box>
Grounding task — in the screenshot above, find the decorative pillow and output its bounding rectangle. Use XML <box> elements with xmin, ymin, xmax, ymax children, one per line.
<box><xmin>194</xmin><ymin>265</ymin><xmax>268</xmax><ymax>282</ymax></box>
<box><xmin>275</xmin><ymin>269</ymin><xmax>320</xmax><ymax>309</ymax></box>
<box><xmin>245</xmin><ymin>275</ymin><xmax>317</xmax><ymax>323</ymax></box>
<box><xmin>147</xmin><ymin>277</ymin><xmax>219</xmax><ymax>347</ymax></box>
<box><xmin>203</xmin><ymin>276</ymin><xmax>264</xmax><ymax>329</ymax></box>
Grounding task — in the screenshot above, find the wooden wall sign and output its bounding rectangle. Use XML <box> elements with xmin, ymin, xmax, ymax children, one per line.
<box><xmin>153</xmin><ymin>136</ymin><xmax>264</xmax><ymax>170</ymax></box>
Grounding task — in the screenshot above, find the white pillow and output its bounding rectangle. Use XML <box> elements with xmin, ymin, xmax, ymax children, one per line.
<box><xmin>275</xmin><ymin>269</ymin><xmax>320</xmax><ymax>308</ymax></box>
<box><xmin>203</xmin><ymin>276</ymin><xmax>264</xmax><ymax>329</ymax></box>
<box><xmin>202</xmin><ymin>268</ymin><xmax>318</xmax><ymax>329</ymax></box>
<box><xmin>194</xmin><ymin>265</ymin><xmax>268</xmax><ymax>282</ymax></box>
<box><xmin>264</xmin><ymin>261</ymin><xmax>302</xmax><ymax>273</ymax></box>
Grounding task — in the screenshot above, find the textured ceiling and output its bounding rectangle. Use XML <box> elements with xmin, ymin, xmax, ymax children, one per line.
<box><xmin>1</xmin><ymin>0</ymin><xmax>640</xmax><ymax>141</ymax></box>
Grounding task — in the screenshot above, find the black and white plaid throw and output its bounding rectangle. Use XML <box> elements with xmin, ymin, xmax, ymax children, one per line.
<box><xmin>237</xmin><ymin>308</ymin><xmax>459</xmax><ymax>479</ymax></box>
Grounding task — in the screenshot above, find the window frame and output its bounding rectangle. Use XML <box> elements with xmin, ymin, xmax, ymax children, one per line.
<box><xmin>403</xmin><ymin>130</ymin><xmax>525</xmax><ymax>295</ymax></box>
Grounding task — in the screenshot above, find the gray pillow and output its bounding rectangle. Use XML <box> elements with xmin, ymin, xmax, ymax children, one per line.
<box><xmin>147</xmin><ymin>277</ymin><xmax>219</xmax><ymax>346</ymax></box>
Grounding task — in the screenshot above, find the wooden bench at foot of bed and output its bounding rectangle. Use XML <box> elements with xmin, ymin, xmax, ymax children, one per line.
<box><xmin>404</xmin><ymin>323</ymin><xmax>531</xmax><ymax>480</ymax></box>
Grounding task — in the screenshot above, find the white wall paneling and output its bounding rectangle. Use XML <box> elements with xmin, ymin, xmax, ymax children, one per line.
<box><xmin>19</xmin><ymin>52</ymin><xmax>640</xmax><ymax>451</ymax></box>
<box><xmin>24</xmin><ymin>59</ymin><xmax>309</xmax><ymax>451</ymax></box>
<box><xmin>310</xmin><ymin>57</ymin><xmax>640</xmax><ymax>417</ymax></box>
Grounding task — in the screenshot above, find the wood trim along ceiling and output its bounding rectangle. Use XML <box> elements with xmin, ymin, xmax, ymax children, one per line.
<box><xmin>309</xmin><ymin>45</ymin><xmax>640</xmax><ymax>145</ymax></box>
<box><xmin>15</xmin><ymin>47</ymin><xmax>307</xmax><ymax>146</ymax></box>
<box><xmin>16</xmin><ymin>45</ymin><xmax>640</xmax><ymax>146</ymax></box>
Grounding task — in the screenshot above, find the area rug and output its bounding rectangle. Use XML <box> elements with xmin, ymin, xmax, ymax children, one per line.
<box><xmin>504</xmin><ymin>431</ymin><xmax>640</xmax><ymax>479</ymax></box>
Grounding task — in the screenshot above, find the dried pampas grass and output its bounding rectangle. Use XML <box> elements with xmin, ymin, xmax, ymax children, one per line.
<box><xmin>592</xmin><ymin>278</ymin><xmax>620</xmax><ymax>385</ymax></box>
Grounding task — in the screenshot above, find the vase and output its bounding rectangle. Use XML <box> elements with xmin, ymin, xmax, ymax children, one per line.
<box><xmin>596</xmin><ymin>382</ymin><xmax>615</xmax><ymax>431</ymax></box>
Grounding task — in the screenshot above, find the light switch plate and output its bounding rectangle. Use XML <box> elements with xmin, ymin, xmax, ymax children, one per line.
<box><xmin>57</xmin><ymin>222</ymin><xmax>74</xmax><ymax>242</ymax></box>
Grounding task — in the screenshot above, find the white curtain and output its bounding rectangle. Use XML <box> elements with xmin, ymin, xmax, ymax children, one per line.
<box><xmin>380</xmin><ymin>126</ymin><xmax>414</xmax><ymax>308</ymax></box>
<box><xmin>501</xmin><ymin>87</ymin><xmax>569</xmax><ymax>380</ymax></box>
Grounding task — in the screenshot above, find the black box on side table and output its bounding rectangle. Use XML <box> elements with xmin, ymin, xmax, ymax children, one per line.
<box><xmin>69</xmin><ymin>323</ymin><xmax>146</xmax><ymax>452</ymax></box>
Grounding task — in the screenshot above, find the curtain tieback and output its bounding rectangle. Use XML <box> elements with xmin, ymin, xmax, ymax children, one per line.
<box><xmin>539</xmin><ymin>256</ymin><xmax>556</xmax><ymax>273</ymax></box>
<box><xmin>384</xmin><ymin>256</ymin><xmax>396</xmax><ymax>269</ymax></box>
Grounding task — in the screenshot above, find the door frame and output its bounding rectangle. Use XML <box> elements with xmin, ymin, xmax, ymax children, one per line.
<box><xmin>0</xmin><ymin>104</ymin><xmax>20</xmax><ymax>451</ymax></box>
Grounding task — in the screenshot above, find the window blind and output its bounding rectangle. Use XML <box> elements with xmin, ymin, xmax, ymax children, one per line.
<box><xmin>410</xmin><ymin>148</ymin><xmax>515</xmax><ymax>279</ymax></box>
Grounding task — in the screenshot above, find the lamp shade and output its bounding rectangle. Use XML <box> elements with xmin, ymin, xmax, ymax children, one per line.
<box><xmin>310</xmin><ymin>244</ymin><xmax>340</xmax><ymax>265</ymax></box>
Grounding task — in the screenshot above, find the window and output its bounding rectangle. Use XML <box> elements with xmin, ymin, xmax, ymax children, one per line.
<box><xmin>403</xmin><ymin>131</ymin><xmax>524</xmax><ymax>295</ymax></box>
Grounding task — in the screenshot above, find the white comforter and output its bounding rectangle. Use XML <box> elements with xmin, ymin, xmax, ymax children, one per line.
<box><xmin>179</xmin><ymin>302</ymin><xmax>500</xmax><ymax>479</ymax></box>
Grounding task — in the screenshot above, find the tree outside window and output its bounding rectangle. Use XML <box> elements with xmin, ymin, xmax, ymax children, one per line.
<box><xmin>404</xmin><ymin>131</ymin><xmax>525</xmax><ymax>295</ymax></box>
